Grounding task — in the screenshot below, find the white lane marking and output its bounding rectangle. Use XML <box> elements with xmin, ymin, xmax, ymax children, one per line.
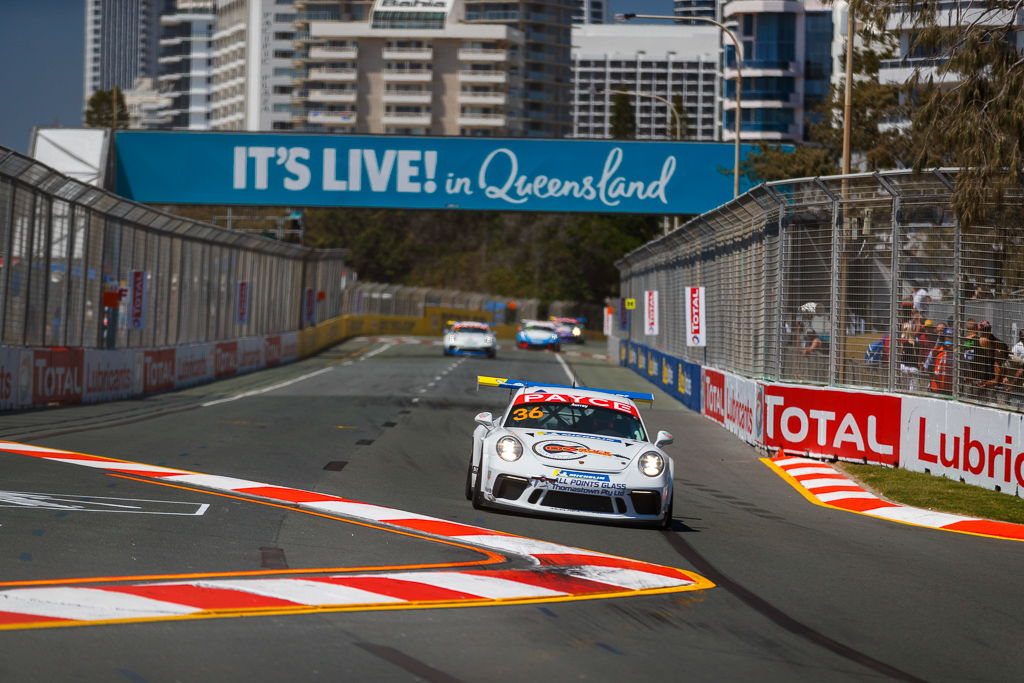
<box><xmin>555</xmin><ymin>352</ymin><xmax>577</xmax><ymax>386</ymax></box>
<box><xmin>181</xmin><ymin>579</ymin><xmax>405</xmax><ymax>606</ymax></box>
<box><xmin>359</xmin><ymin>343</ymin><xmax>394</xmax><ymax>361</ymax></box>
<box><xmin>381</xmin><ymin>572</ymin><xmax>566</xmax><ymax>599</ymax></box>
<box><xmin>0</xmin><ymin>491</ymin><xmax>209</xmax><ymax>516</ymax></box>
<box><xmin>0</xmin><ymin>588</ymin><xmax>200</xmax><ymax>620</ymax></box>
<box><xmin>201</xmin><ymin>367</ymin><xmax>333</xmax><ymax>407</ymax></box>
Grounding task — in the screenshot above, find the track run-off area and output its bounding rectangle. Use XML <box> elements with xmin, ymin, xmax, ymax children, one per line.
<box><xmin>1</xmin><ymin>337</ymin><xmax>1022</xmax><ymax>682</ymax></box>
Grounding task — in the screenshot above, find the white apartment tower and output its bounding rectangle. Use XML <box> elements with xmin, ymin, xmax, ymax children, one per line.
<box><xmin>84</xmin><ymin>0</ymin><xmax>164</xmax><ymax>102</ymax></box>
<box><xmin>210</xmin><ymin>0</ymin><xmax>298</xmax><ymax>130</ymax></box>
<box><xmin>293</xmin><ymin>0</ymin><xmax>525</xmax><ymax>136</ymax></box>
<box><xmin>572</xmin><ymin>25</ymin><xmax>721</xmax><ymax>141</ymax></box>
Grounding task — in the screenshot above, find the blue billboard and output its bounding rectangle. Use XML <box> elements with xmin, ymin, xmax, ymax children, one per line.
<box><xmin>114</xmin><ymin>131</ymin><xmax>755</xmax><ymax>215</ymax></box>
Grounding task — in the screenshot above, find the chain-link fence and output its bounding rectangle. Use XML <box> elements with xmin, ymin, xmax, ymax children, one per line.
<box><xmin>0</xmin><ymin>146</ymin><xmax>342</xmax><ymax>349</ymax></box>
<box><xmin>616</xmin><ymin>169</ymin><xmax>1024</xmax><ymax>412</ymax></box>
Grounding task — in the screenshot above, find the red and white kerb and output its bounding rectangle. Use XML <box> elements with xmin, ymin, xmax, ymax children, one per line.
<box><xmin>0</xmin><ymin>441</ymin><xmax>709</xmax><ymax>630</ymax></box>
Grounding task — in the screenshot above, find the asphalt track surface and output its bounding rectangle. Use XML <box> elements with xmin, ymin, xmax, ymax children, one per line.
<box><xmin>1</xmin><ymin>338</ymin><xmax>1022</xmax><ymax>682</ymax></box>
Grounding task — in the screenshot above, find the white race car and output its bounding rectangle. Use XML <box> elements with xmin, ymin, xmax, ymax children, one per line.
<box><xmin>467</xmin><ymin>376</ymin><xmax>675</xmax><ymax>528</ymax></box>
<box><xmin>443</xmin><ymin>321</ymin><xmax>497</xmax><ymax>358</ymax></box>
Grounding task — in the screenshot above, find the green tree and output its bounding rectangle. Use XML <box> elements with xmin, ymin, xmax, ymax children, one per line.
<box><xmin>609</xmin><ymin>92</ymin><xmax>636</xmax><ymax>140</ymax></box>
<box><xmin>851</xmin><ymin>0</ymin><xmax>1024</xmax><ymax>226</ymax></box>
<box><xmin>84</xmin><ymin>87</ymin><xmax>129</xmax><ymax>129</ymax></box>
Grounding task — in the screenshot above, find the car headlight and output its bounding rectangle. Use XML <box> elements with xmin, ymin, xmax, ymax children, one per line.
<box><xmin>572</xmin><ymin>327</ymin><xmax>582</xmax><ymax>336</ymax></box>
<box><xmin>638</xmin><ymin>451</ymin><xmax>665</xmax><ymax>477</ymax></box>
<box><xmin>496</xmin><ymin>436</ymin><xmax>523</xmax><ymax>462</ymax></box>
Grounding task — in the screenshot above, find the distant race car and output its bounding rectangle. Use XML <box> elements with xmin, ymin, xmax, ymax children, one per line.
<box><xmin>515</xmin><ymin>320</ymin><xmax>561</xmax><ymax>352</ymax></box>
<box><xmin>443</xmin><ymin>321</ymin><xmax>497</xmax><ymax>358</ymax></box>
<box><xmin>466</xmin><ymin>376</ymin><xmax>675</xmax><ymax>528</ymax></box>
<box><xmin>550</xmin><ymin>317</ymin><xmax>586</xmax><ymax>344</ymax></box>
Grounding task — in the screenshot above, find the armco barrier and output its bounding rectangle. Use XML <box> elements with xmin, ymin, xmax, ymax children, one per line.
<box><xmin>617</xmin><ymin>339</ymin><xmax>1024</xmax><ymax>498</ymax></box>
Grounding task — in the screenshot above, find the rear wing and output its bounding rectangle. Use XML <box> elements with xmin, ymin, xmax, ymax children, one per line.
<box><xmin>477</xmin><ymin>376</ymin><xmax>654</xmax><ymax>404</ymax></box>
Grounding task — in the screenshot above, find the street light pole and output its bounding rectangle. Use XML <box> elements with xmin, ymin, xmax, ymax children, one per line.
<box><xmin>617</xmin><ymin>13</ymin><xmax>744</xmax><ymax>198</ymax></box>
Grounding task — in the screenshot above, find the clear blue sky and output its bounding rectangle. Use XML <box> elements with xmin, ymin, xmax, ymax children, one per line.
<box><xmin>0</xmin><ymin>0</ymin><xmax>674</xmax><ymax>155</ymax></box>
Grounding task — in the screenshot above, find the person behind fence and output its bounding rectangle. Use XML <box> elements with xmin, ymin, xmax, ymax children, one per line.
<box><xmin>974</xmin><ymin>321</ymin><xmax>1009</xmax><ymax>400</ymax></box>
<box><xmin>898</xmin><ymin>310</ymin><xmax>922</xmax><ymax>391</ymax></box>
<box><xmin>922</xmin><ymin>325</ymin><xmax>953</xmax><ymax>377</ymax></box>
<box><xmin>917</xmin><ymin>320</ymin><xmax>941</xmax><ymax>374</ymax></box>
<box><xmin>930</xmin><ymin>340</ymin><xmax>954</xmax><ymax>394</ymax></box>
<box><xmin>1005</xmin><ymin>329</ymin><xmax>1024</xmax><ymax>398</ymax></box>
<box><xmin>913</xmin><ymin>285</ymin><xmax>931</xmax><ymax>317</ymax></box>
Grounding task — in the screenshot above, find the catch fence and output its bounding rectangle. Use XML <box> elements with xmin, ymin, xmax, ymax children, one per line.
<box><xmin>616</xmin><ymin>169</ymin><xmax>1024</xmax><ymax>411</ymax></box>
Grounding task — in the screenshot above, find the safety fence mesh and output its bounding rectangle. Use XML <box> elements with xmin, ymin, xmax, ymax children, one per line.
<box><xmin>615</xmin><ymin>169</ymin><xmax>1024</xmax><ymax>412</ymax></box>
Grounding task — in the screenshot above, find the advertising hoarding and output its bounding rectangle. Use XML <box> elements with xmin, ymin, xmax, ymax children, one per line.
<box><xmin>114</xmin><ymin>131</ymin><xmax>753</xmax><ymax>215</ymax></box>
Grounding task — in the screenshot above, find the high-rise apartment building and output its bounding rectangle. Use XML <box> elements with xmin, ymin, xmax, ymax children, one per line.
<box><xmin>722</xmin><ymin>0</ymin><xmax>833</xmax><ymax>142</ymax></box>
<box><xmin>84</xmin><ymin>0</ymin><xmax>165</xmax><ymax>102</ymax></box>
<box><xmin>292</xmin><ymin>0</ymin><xmax>526</xmax><ymax>136</ymax></box>
<box><xmin>158</xmin><ymin>0</ymin><xmax>216</xmax><ymax>129</ymax></box>
<box><xmin>210</xmin><ymin>0</ymin><xmax>298</xmax><ymax>130</ymax></box>
<box><xmin>463</xmin><ymin>0</ymin><xmax>575</xmax><ymax>137</ymax></box>
<box><xmin>572</xmin><ymin>0</ymin><xmax>606</xmax><ymax>25</ymax></box>
<box><xmin>672</xmin><ymin>0</ymin><xmax>717</xmax><ymax>24</ymax></box>
<box><xmin>572</xmin><ymin>25</ymin><xmax>720</xmax><ymax>141</ymax></box>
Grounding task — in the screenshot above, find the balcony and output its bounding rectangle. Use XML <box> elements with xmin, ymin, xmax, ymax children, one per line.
<box><xmin>458</xmin><ymin>92</ymin><xmax>506</xmax><ymax>105</ymax></box>
<box><xmin>382</xmin><ymin>47</ymin><xmax>433</xmax><ymax>60</ymax></box>
<box><xmin>309</xmin><ymin>45</ymin><xmax>357</xmax><ymax>60</ymax></box>
<box><xmin>457</xmin><ymin>113</ymin><xmax>506</xmax><ymax>127</ymax></box>
<box><xmin>308</xmin><ymin>89</ymin><xmax>356</xmax><ymax>103</ymax></box>
<box><xmin>307</xmin><ymin>110</ymin><xmax>357</xmax><ymax>125</ymax></box>
<box><xmin>308</xmin><ymin>67</ymin><xmax>357</xmax><ymax>82</ymax></box>
<box><xmin>457</xmin><ymin>48</ymin><xmax>506</xmax><ymax>62</ymax></box>
<box><xmin>381</xmin><ymin>113</ymin><xmax>432</xmax><ymax>126</ymax></box>
<box><xmin>382</xmin><ymin>91</ymin><xmax>432</xmax><ymax>104</ymax></box>
<box><xmin>458</xmin><ymin>70</ymin><xmax>506</xmax><ymax>84</ymax></box>
<box><xmin>382</xmin><ymin>69</ymin><xmax>432</xmax><ymax>82</ymax></box>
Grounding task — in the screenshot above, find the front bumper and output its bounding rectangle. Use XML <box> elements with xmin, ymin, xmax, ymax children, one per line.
<box><xmin>445</xmin><ymin>346</ymin><xmax>495</xmax><ymax>356</ymax></box>
<box><xmin>478</xmin><ymin>460</ymin><xmax>670</xmax><ymax>524</ymax></box>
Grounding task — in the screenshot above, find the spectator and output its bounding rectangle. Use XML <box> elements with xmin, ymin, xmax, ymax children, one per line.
<box><xmin>917</xmin><ymin>320</ymin><xmax>940</xmax><ymax>371</ymax></box>
<box><xmin>930</xmin><ymin>340</ymin><xmax>954</xmax><ymax>394</ymax></box>
<box><xmin>1003</xmin><ymin>329</ymin><xmax>1024</xmax><ymax>400</ymax></box>
<box><xmin>974</xmin><ymin>321</ymin><xmax>1009</xmax><ymax>400</ymax></box>
<box><xmin>913</xmin><ymin>286</ymin><xmax>931</xmax><ymax>316</ymax></box>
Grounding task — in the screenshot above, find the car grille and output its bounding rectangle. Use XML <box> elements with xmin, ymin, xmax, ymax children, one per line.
<box><xmin>541</xmin><ymin>491</ymin><xmax>614</xmax><ymax>513</ymax></box>
<box><xmin>493</xmin><ymin>475</ymin><xmax>529</xmax><ymax>501</ymax></box>
<box><xmin>630</xmin><ymin>491</ymin><xmax>662</xmax><ymax>515</ymax></box>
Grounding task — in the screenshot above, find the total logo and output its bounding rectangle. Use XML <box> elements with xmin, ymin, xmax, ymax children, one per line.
<box><xmin>763</xmin><ymin>386</ymin><xmax>901</xmax><ymax>465</ymax></box>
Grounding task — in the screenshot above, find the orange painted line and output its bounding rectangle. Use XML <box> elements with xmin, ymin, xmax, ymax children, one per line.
<box><xmin>0</xmin><ymin>473</ymin><xmax>506</xmax><ymax>588</ymax></box>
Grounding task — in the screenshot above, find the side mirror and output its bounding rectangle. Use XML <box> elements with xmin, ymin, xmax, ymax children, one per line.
<box><xmin>655</xmin><ymin>430</ymin><xmax>674</xmax><ymax>448</ymax></box>
<box><xmin>475</xmin><ymin>412</ymin><xmax>494</xmax><ymax>428</ymax></box>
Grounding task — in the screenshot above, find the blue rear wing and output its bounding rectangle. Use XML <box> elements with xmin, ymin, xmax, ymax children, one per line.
<box><xmin>477</xmin><ymin>376</ymin><xmax>654</xmax><ymax>404</ymax></box>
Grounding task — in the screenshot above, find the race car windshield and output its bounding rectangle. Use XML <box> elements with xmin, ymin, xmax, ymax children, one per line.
<box><xmin>454</xmin><ymin>327</ymin><xmax>488</xmax><ymax>334</ymax></box>
<box><xmin>525</xmin><ymin>324</ymin><xmax>554</xmax><ymax>332</ymax></box>
<box><xmin>504</xmin><ymin>403</ymin><xmax>646</xmax><ymax>441</ymax></box>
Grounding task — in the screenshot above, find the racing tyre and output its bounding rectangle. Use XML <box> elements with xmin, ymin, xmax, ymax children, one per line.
<box><xmin>486</xmin><ymin>349</ymin><xmax>496</xmax><ymax>359</ymax></box>
<box><xmin>657</xmin><ymin>494</ymin><xmax>674</xmax><ymax>530</ymax></box>
<box><xmin>471</xmin><ymin>464</ymin><xmax>486</xmax><ymax>510</ymax></box>
<box><xmin>464</xmin><ymin>458</ymin><xmax>475</xmax><ymax>500</ymax></box>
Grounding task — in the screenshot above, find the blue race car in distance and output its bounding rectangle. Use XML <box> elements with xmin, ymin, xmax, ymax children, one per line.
<box><xmin>515</xmin><ymin>320</ymin><xmax>560</xmax><ymax>352</ymax></box>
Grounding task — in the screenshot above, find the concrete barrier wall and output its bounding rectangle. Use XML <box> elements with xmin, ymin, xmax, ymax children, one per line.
<box><xmin>618</xmin><ymin>338</ymin><xmax>1024</xmax><ymax>498</ymax></box>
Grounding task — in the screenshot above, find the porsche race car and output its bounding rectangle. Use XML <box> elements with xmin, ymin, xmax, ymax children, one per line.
<box><xmin>443</xmin><ymin>321</ymin><xmax>497</xmax><ymax>358</ymax></box>
<box><xmin>515</xmin><ymin>320</ymin><xmax>560</xmax><ymax>351</ymax></box>
<box><xmin>551</xmin><ymin>317</ymin><xmax>586</xmax><ymax>344</ymax></box>
<box><xmin>467</xmin><ymin>376</ymin><xmax>675</xmax><ymax>527</ymax></box>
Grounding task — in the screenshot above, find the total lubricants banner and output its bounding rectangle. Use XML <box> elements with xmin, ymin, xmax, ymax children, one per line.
<box><xmin>114</xmin><ymin>131</ymin><xmax>754</xmax><ymax>215</ymax></box>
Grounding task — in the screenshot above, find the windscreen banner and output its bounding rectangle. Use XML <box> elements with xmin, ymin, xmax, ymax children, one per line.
<box><xmin>114</xmin><ymin>131</ymin><xmax>754</xmax><ymax>215</ymax></box>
